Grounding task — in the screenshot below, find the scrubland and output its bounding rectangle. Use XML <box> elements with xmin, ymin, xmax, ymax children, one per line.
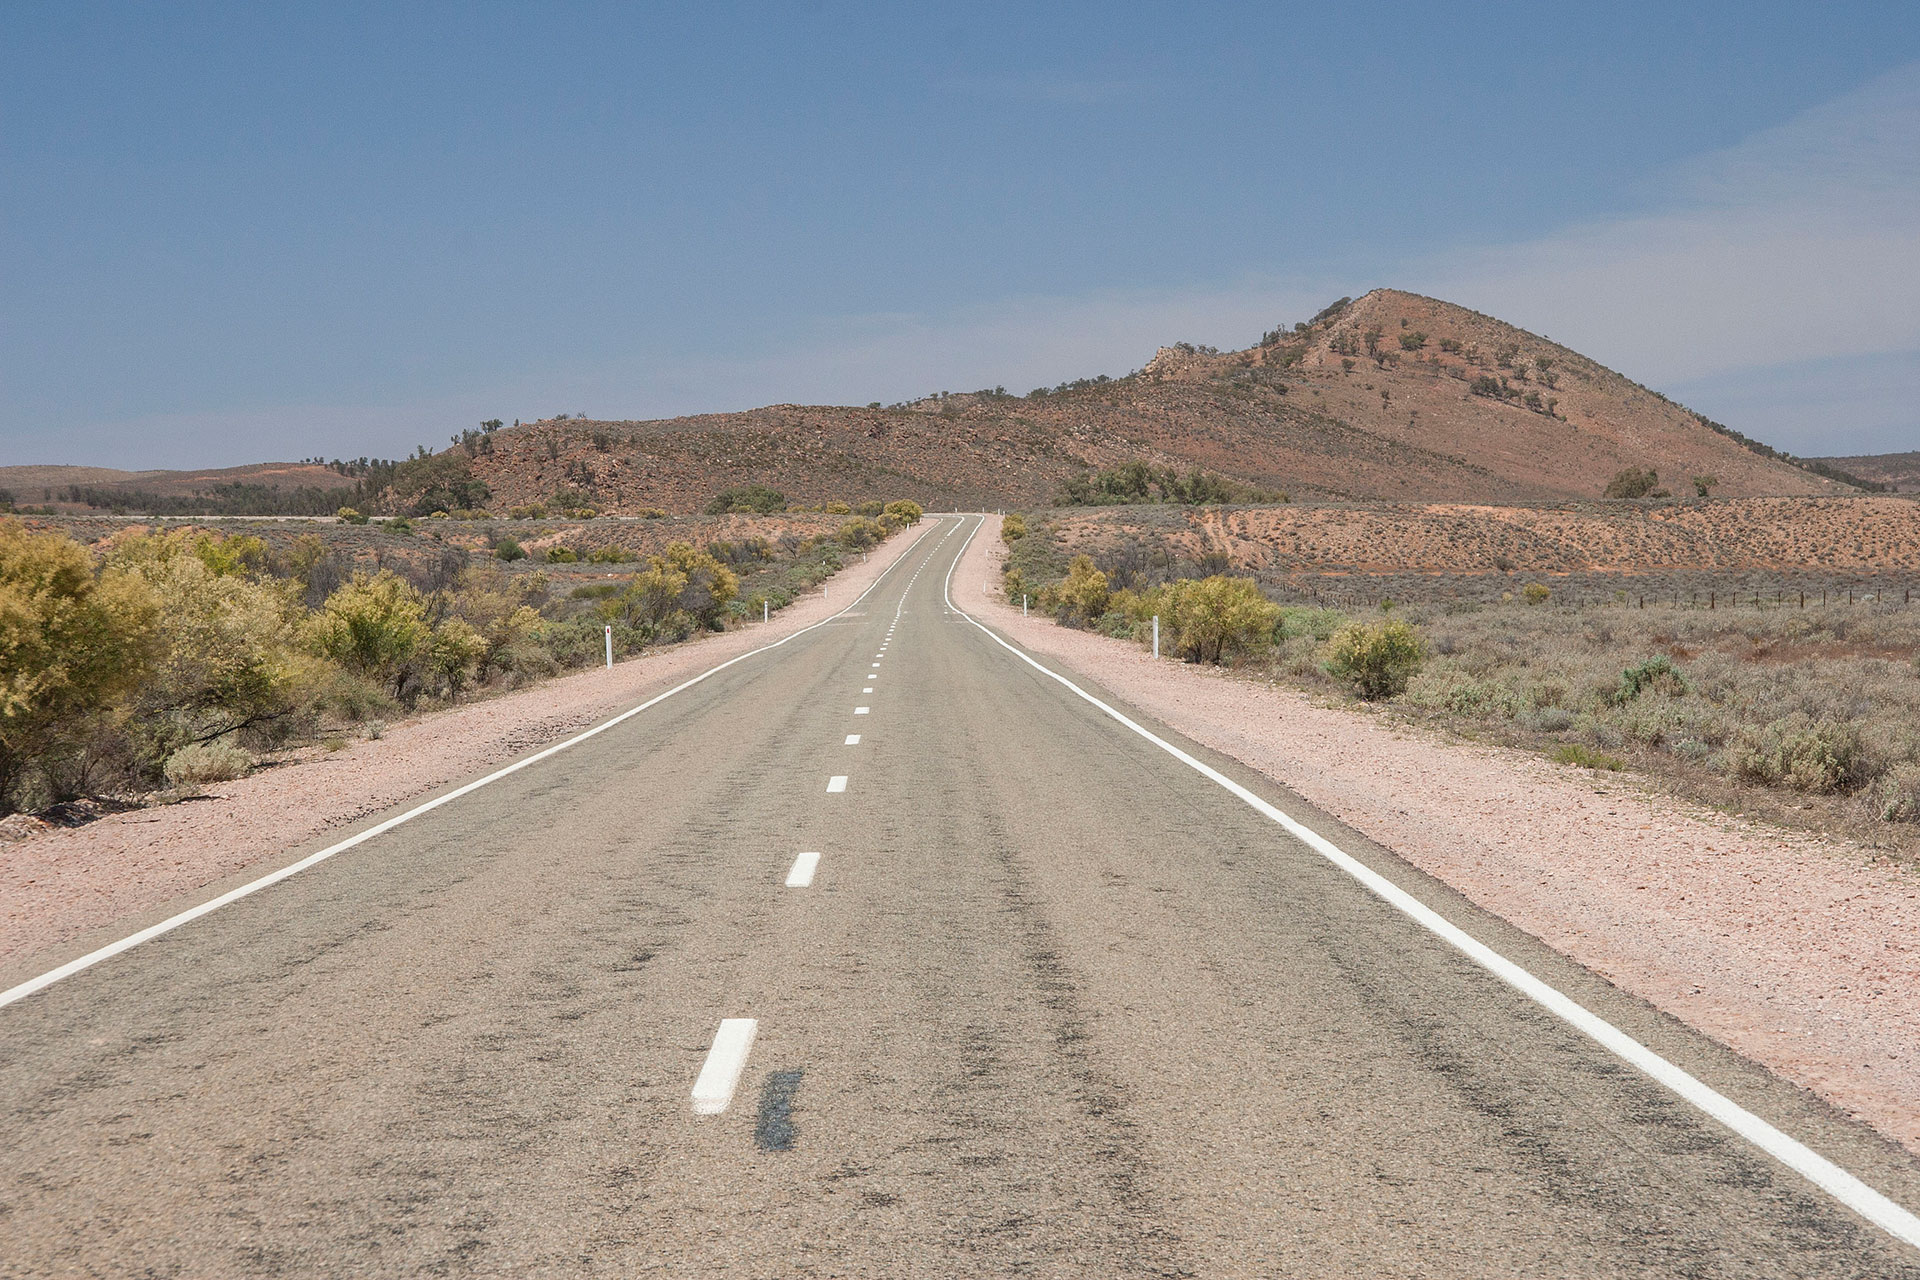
<box><xmin>1004</xmin><ymin>505</ymin><xmax>1920</xmax><ymax>855</ymax></box>
<box><xmin>0</xmin><ymin>502</ymin><xmax>920</xmax><ymax>822</ymax></box>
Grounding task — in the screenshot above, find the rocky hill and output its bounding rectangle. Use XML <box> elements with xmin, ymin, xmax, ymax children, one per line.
<box><xmin>452</xmin><ymin>290</ymin><xmax>1846</xmax><ymax>513</ymax></box>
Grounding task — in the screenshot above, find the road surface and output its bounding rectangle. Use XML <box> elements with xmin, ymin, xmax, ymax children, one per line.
<box><xmin>4</xmin><ymin>515</ymin><xmax>1920</xmax><ymax>1277</ymax></box>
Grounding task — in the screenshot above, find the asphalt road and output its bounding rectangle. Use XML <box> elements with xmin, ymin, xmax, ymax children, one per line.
<box><xmin>5</xmin><ymin>514</ymin><xmax>1920</xmax><ymax>1277</ymax></box>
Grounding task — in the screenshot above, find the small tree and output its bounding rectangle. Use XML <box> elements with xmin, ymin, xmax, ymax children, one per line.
<box><xmin>1603</xmin><ymin>467</ymin><xmax>1660</xmax><ymax>499</ymax></box>
<box><xmin>1162</xmin><ymin>576</ymin><xmax>1279</xmax><ymax>664</ymax></box>
<box><xmin>306</xmin><ymin>571</ymin><xmax>430</xmax><ymax>695</ymax></box>
<box><xmin>1691</xmin><ymin>474</ymin><xmax>1718</xmax><ymax>497</ymax></box>
<box><xmin>1054</xmin><ymin>556</ymin><xmax>1111</xmax><ymax>624</ymax></box>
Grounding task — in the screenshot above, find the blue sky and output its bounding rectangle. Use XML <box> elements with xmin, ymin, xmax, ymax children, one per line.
<box><xmin>5</xmin><ymin>2</ymin><xmax>1918</xmax><ymax>468</ymax></box>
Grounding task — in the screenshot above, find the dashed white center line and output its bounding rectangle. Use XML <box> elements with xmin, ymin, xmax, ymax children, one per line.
<box><xmin>855</xmin><ymin>706</ymin><xmax>869</xmax><ymax>714</ymax></box>
<box><xmin>845</xmin><ymin>734</ymin><xmax>861</xmax><ymax>745</ymax></box>
<box><xmin>691</xmin><ymin>1018</ymin><xmax>758</xmax><ymax>1115</ymax></box>
<box><xmin>785</xmin><ymin>852</ymin><xmax>820</xmax><ymax>888</ymax></box>
<box><xmin>827</xmin><ymin>775</ymin><xmax>848</xmax><ymax>792</ymax></box>
<box><xmin>863</xmin><ymin>686</ymin><xmax>873</xmax><ymax>693</ymax></box>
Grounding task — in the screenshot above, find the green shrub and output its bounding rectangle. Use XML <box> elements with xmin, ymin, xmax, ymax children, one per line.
<box><xmin>1603</xmin><ymin>467</ymin><xmax>1660</xmax><ymax>499</ymax></box>
<box><xmin>163</xmin><ymin>740</ymin><xmax>252</xmax><ymax>785</ymax></box>
<box><xmin>1521</xmin><ymin>582</ymin><xmax>1551</xmax><ymax>605</ymax></box>
<box><xmin>494</xmin><ymin>537</ymin><xmax>526</xmax><ymax>562</ymax></box>
<box><xmin>1323</xmin><ymin>619</ymin><xmax>1426</xmax><ymax>699</ymax></box>
<box><xmin>835</xmin><ymin>516</ymin><xmax>885</xmax><ymax>549</ymax></box>
<box><xmin>1052</xmin><ymin>556</ymin><xmax>1111</xmax><ymax>624</ymax></box>
<box><xmin>1615</xmin><ymin>656</ymin><xmax>1690</xmax><ymax>703</ymax></box>
<box><xmin>884</xmin><ymin>499</ymin><xmax>923</xmax><ymax>525</ymax></box>
<box><xmin>824</xmin><ymin>501</ymin><xmax>853</xmax><ymax>515</ymax></box>
<box><xmin>586</xmin><ymin>545</ymin><xmax>635</xmax><ymax>563</ymax></box>
<box><xmin>1732</xmin><ymin>716</ymin><xmax>1868</xmax><ymax>794</ymax></box>
<box><xmin>854</xmin><ymin>500</ymin><xmax>884</xmax><ymax>518</ymax></box>
<box><xmin>1551</xmin><ymin>744</ymin><xmax>1624</xmax><ymax>771</ymax></box>
<box><xmin>704</xmin><ymin>484</ymin><xmax>786</xmax><ymax>515</ymax></box>
<box><xmin>1001</xmin><ymin>513</ymin><xmax>1027</xmax><ymax>542</ymax></box>
<box><xmin>335</xmin><ymin>506</ymin><xmax>369</xmax><ymax>524</ymax></box>
<box><xmin>1162</xmin><ymin>576</ymin><xmax>1281</xmax><ymax>665</ymax></box>
<box><xmin>306</xmin><ymin>571</ymin><xmax>429</xmax><ymax>691</ymax></box>
<box><xmin>545</xmin><ymin>546</ymin><xmax>578</xmax><ymax>563</ymax></box>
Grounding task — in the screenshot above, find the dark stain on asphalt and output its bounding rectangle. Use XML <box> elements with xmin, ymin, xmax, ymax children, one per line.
<box><xmin>754</xmin><ymin>1069</ymin><xmax>804</xmax><ymax>1151</ymax></box>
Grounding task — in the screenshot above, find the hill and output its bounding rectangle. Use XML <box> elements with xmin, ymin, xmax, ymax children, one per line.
<box><xmin>447</xmin><ymin>290</ymin><xmax>1846</xmax><ymax>514</ymax></box>
<box><xmin>0</xmin><ymin>461</ymin><xmax>364</xmax><ymax>516</ymax></box>
<box><xmin>20</xmin><ymin>290</ymin><xmax>1862</xmax><ymax>517</ymax></box>
<box><xmin>1807</xmin><ymin>451</ymin><xmax>1920</xmax><ymax>493</ymax></box>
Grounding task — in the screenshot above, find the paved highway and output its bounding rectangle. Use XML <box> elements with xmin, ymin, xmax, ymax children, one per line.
<box><xmin>4</xmin><ymin>515</ymin><xmax>1920</xmax><ymax>1277</ymax></box>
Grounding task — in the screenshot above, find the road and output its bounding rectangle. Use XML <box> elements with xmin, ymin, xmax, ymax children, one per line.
<box><xmin>4</xmin><ymin>514</ymin><xmax>1920</xmax><ymax>1277</ymax></box>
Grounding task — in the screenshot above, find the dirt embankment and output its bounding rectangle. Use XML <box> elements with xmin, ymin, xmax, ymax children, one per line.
<box><xmin>956</xmin><ymin>515</ymin><xmax>1920</xmax><ymax>1157</ymax></box>
<box><xmin>0</xmin><ymin>523</ymin><xmax>932</xmax><ymax>987</ymax></box>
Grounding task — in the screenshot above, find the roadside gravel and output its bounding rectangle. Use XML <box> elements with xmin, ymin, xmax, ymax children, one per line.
<box><xmin>0</xmin><ymin>523</ymin><xmax>931</xmax><ymax>982</ymax></box>
<box><xmin>956</xmin><ymin>515</ymin><xmax>1920</xmax><ymax>1157</ymax></box>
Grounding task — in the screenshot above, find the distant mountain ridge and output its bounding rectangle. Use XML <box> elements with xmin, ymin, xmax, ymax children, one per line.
<box><xmin>14</xmin><ymin>290</ymin><xmax>1868</xmax><ymax>516</ymax></box>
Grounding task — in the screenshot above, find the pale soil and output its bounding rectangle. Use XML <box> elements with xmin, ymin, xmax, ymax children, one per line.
<box><xmin>0</xmin><ymin>523</ymin><xmax>932</xmax><ymax>980</ymax></box>
<box><xmin>956</xmin><ymin>516</ymin><xmax>1920</xmax><ymax>1156</ymax></box>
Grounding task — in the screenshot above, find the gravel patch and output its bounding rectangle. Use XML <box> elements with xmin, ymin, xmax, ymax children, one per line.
<box><xmin>957</xmin><ymin>516</ymin><xmax>1920</xmax><ymax>1156</ymax></box>
<box><xmin>0</xmin><ymin>526</ymin><xmax>931</xmax><ymax>980</ymax></box>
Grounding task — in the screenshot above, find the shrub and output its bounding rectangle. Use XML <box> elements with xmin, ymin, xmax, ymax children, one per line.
<box><xmin>835</xmin><ymin>516</ymin><xmax>885</xmax><ymax>549</ymax></box>
<box><xmin>1691</xmin><ymin>474</ymin><xmax>1718</xmax><ymax>498</ymax></box>
<box><xmin>586</xmin><ymin>545</ymin><xmax>635</xmax><ymax>563</ymax></box>
<box><xmin>163</xmin><ymin>740</ymin><xmax>252</xmax><ymax>785</ymax></box>
<box><xmin>884</xmin><ymin>499</ymin><xmax>923</xmax><ymax>525</ymax></box>
<box><xmin>545</xmin><ymin>546</ymin><xmax>578</xmax><ymax>563</ymax></box>
<box><xmin>854</xmin><ymin>500</ymin><xmax>884</xmax><ymax>518</ymax></box>
<box><xmin>509</xmin><ymin>504</ymin><xmax>548</xmax><ymax>520</ymax></box>
<box><xmin>336</xmin><ymin>506</ymin><xmax>369</xmax><ymax>524</ymax></box>
<box><xmin>0</xmin><ymin>523</ymin><xmax>160</xmax><ymax>811</ymax></box>
<box><xmin>824</xmin><ymin>501</ymin><xmax>853</xmax><ymax>515</ymax></box>
<box><xmin>636</xmin><ymin>507</ymin><xmax>668</xmax><ymax>519</ymax></box>
<box><xmin>1001</xmin><ymin>513</ymin><xmax>1027</xmax><ymax>542</ymax></box>
<box><xmin>1521</xmin><ymin>582</ymin><xmax>1551</xmax><ymax>605</ymax></box>
<box><xmin>704</xmin><ymin>484</ymin><xmax>786</xmax><ymax>515</ymax></box>
<box><xmin>1615</xmin><ymin>656</ymin><xmax>1690</xmax><ymax>703</ymax></box>
<box><xmin>1398</xmin><ymin>330</ymin><xmax>1427</xmax><ymax>351</ymax></box>
<box><xmin>1603</xmin><ymin>467</ymin><xmax>1661</xmax><ymax>499</ymax></box>
<box><xmin>306</xmin><ymin>571</ymin><xmax>429</xmax><ymax>693</ymax></box>
<box><xmin>1053</xmin><ymin>556</ymin><xmax>1111</xmax><ymax>624</ymax></box>
<box><xmin>1551</xmin><ymin>744</ymin><xmax>1624</xmax><ymax>771</ymax></box>
<box><xmin>1732</xmin><ymin>716</ymin><xmax>1868</xmax><ymax>794</ymax></box>
<box><xmin>1162</xmin><ymin>576</ymin><xmax>1281</xmax><ymax>665</ymax></box>
<box><xmin>1323</xmin><ymin>619</ymin><xmax>1426</xmax><ymax>699</ymax></box>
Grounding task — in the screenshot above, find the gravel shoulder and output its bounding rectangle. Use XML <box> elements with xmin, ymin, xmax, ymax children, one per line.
<box><xmin>955</xmin><ymin>515</ymin><xmax>1920</xmax><ymax>1157</ymax></box>
<box><xmin>0</xmin><ymin>524</ymin><xmax>931</xmax><ymax>984</ymax></box>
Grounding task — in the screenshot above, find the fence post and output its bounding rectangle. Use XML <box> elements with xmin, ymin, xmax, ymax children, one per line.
<box><xmin>604</xmin><ymin>625</ymin><xmax>612</xmax><ymax>669</ymax></box>
<box><xmin>1153</xmin><ymin>615</ymin><xmax>1160</xmax><ymax>660</ymax></box>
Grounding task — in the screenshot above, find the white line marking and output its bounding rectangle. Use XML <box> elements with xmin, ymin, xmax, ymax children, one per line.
<box><xmin>827</xmin><ymin>775</ymin><xmax>848</xmax><ymax>793</ymax></box>
<box><xmin>862</xmin><ymin>687</ymin><xmax>873</xmax><ymax>693</ymax></box>
<box><xmin>691</xmin><ymin>1018</ymin><xmax>758</xmax><ymax>1114</ymax></box>
<box><xmin>854</xmin><ymin>706</ymin><xmax>869</xmax><ymax>714</ymax></box>
<box><xmin>938</xmin><ymin>515</ymin><xmax>1920</xmax><ymax>1253</ymax></box>
<box><xmin>845</xmin><ymin>734</ymin><xmax>861</xmax><ymax>745</ymax></box>
<box><xmin>785</xmin><ymin>852</ymin><xmax>820</xmax><ymax>888</ymax></box>
<box><xmin>0</xmin><ymin>519</ymin><xmax>948</xmax><ymax>1013</ymax></box>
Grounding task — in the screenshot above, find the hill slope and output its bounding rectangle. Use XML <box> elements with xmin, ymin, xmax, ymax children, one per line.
<box><xmin>456</xmin><ymin>290</ymin><xmax>1842</xmax><ymax>513</ymax></box>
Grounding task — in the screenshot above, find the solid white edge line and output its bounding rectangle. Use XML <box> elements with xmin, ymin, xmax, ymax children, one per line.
<box><xmin>785</xmin><ymin>851</ymin><xmax>820</xmax><ymax>888</ymax></box>
<box><xmin>938</xmin><ymin>513</ymin><xmax>1920</xmax><ymax>1252</ymax></box>
<box><xmin>0</xmin><ymin>518</ymin><xmax>951</xmax><ymax>1013</ymax></box>
<box><xmin>691</xmin><ymin>1017</ymin><xmax>758</xmax><ymax>1114</ymax></box>
<box><xmin>826</xmin><ymin>775</ymin><xmax>848</xmax><ymax>793</ymax></box>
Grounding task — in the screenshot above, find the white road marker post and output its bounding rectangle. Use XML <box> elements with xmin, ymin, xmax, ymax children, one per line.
<box><xmin>1153</xmin><ymin>615</ymin><xmax>1160</xmax><ymax>659</ymax></box>
<box><xmin>604</xmin><ymin>625</ymin><xmax>613</xmax><ymax>669</ymax></box>
<box><xmin>1023</xmin><ymin>594</ymin><xmax>1028</xmax><ymax>616</ymax></box>
<box><xmin>763</xmin><ymin>600</ymin><xmax>769</xmax><ymax>623</ymax></box>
